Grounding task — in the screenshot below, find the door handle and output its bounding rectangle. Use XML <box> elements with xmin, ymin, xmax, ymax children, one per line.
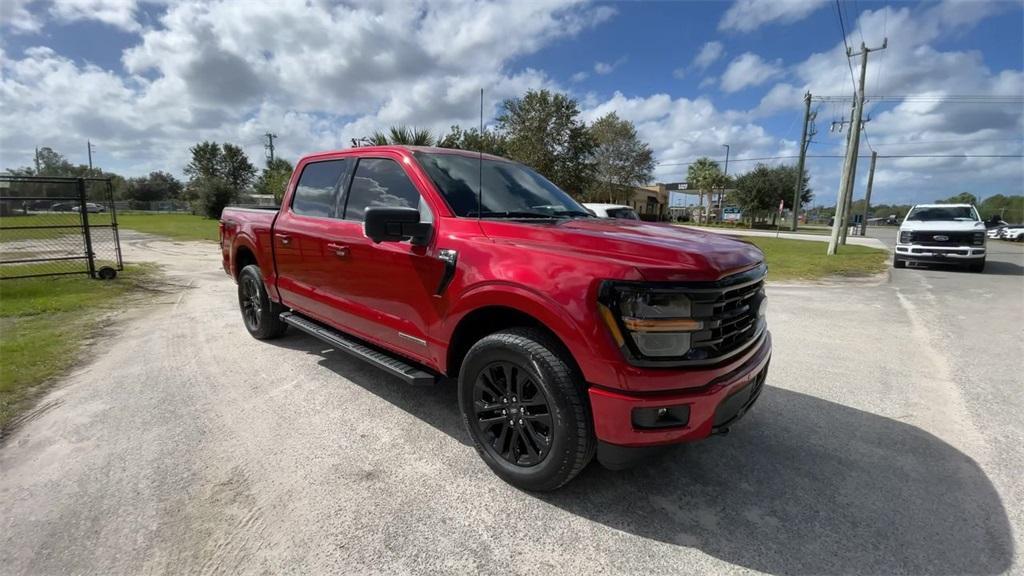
<box><xmin>275</xmin><ymin>233</ymin><xmax>291</xmax><ymax>245</ymax></box>
<box><xmin>326</xmin><ymin>242</ymin><xmax>349</xmax><ymax>258</ymax></box>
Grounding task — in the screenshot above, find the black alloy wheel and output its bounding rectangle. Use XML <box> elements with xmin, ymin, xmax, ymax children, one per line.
<box><xmin>240</xmin><ymin>274</ymin><xmax>263</xmax><ymax>332</ymax></box>
<box><xmin>471</xmin><ymin>361</ymin><xmax>553</xmax><ymax>467</ymax></box>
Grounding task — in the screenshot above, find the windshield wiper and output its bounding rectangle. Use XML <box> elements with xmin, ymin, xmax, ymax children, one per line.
<box><xmin>553</xmin><ymin>210</ymin><xmax>593</xmax><ymax>218</ymax></box>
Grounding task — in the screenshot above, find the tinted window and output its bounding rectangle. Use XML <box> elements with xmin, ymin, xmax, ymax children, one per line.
<box><xmin>343</xmin><ymin>158</ymin><xmax>427</xmax><ymax>222</ymax></box>
<box><xmin>906</xmin><ymin>206</ymin><xmax>979</xmax><ymax>222</ymax></box>
<box><xmin>607</xmin><ymin>208</ymin><xmax>640</xmax><ymax>220</ymax></box>
<box><xmin>292</xmin><ymin>160</ymin><xmax>348</xmax><ymax>217</ymax></box>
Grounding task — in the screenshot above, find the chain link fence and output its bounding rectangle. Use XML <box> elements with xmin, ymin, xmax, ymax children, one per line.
<box><xmin>0</xmin><ymin>176</ymin><xmax>123</xmax><ymax>279</ymax></box>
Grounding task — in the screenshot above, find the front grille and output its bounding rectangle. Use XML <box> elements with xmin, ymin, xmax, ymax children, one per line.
<box><xmin>909</xmin><ymin>231</ymin><xmax>975</xmax><ymax>246</ymax></box>
<box><xmin>685</xmin><ymin>274</ymin><xmax>765</xmax><ymax>362</ymax></box>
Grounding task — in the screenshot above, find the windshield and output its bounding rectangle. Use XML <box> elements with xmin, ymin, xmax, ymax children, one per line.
<box><xmin>415</xmin><ymin>152</ymin><xmax>589</xmax><ymax>218</ymax></box>
<box><xmin>906</xmin><ymin>206</ymin><xmax>979</xmax><ymax>222</ymax></box>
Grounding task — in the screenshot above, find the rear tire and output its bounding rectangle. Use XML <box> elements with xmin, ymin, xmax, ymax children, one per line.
<box><xmin>238</xmin><ymin>264</ymin><xmax>287</xmax><ymax>339</ymax></box>
<box><xmin>458</xmin><ymin>328</ymin><xmax>595</xmax><ymax>491</ymax></box>
<box><xmin>893</xmin><ymin>256</ymin><xmax>907</xmax><ymax>269</ymax></box>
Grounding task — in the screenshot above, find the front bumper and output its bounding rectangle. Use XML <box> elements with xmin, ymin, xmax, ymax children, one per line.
<box><xmin>895</xmin><ymin>244</ymin><xmax>985</xmax><ymax>261</ymax></box>
<box><xmin>588</xmin><ymin>331</ymin><xmax>771</xmax><ymax>447</ymax></box>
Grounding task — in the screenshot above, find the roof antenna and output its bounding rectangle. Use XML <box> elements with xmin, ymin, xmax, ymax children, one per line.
<box><xmin>478</xmin><ymin>88</ymin><xmax>484</xmax><ymax>220</ymax></box>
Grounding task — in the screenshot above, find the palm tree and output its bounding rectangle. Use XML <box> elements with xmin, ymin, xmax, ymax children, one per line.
<box><xmin>687</xmin><ymin>157</ymin><xmax>724</xmax><ymax>224</ymax></box>
<box><xmin>362</xmin><ymin>126</ymin><xmax>437</xmax><ymax>146</ymax></box>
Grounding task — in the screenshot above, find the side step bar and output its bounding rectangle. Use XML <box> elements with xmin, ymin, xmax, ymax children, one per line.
<box><xmin>279</xmin><ymin>312</ymin><xmax>438</xmax><ymax>386</ymax></box>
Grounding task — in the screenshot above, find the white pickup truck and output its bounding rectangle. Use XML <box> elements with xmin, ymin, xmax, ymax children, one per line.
<box><xmin>894</xmin><ymin>203</ymin><xmax>987</xmax><ymax>272</ymax></box>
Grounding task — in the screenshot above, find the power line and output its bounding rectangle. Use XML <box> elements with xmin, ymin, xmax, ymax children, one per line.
<box><xmin>833</xmin><ymin>0</ymin><xmax>858</xmax><ymax>94</ymax></box>
<box><xmin>656</xmin><ymin>153</ymin><xmax>1024</xmax><ymax>167</ymax></box>
<box><xmin>814</xmin><ymin>94</ymin><xmax>1024</xmax><ymax>103</ymax></box>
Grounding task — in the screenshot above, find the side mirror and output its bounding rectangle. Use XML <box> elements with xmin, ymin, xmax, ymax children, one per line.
<box><xmin>364</xmin><ymin>206</ymin><xmax>431</xmax><ymax>246</ymax></box>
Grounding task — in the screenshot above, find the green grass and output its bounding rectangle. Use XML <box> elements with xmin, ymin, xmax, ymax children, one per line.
<box><xmin>118</xmin><ymin>213</ymin><xmax>219</xmax><ymax>241</ymax></box>
<box><xmin>742</xmin><ymin>237</ymin><xmax>889</xmax><ymax>281</ymax></box>
<box><xmin>0</xmin><ymin>265</ymin><xmax>156</xmax><ymax>431</ymax></box>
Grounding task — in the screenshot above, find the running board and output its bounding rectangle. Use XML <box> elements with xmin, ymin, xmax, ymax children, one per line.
<box><xmin>279</xmin><ymin>312</ymin><xmax>438</xmax><ymax>386</ymax></box>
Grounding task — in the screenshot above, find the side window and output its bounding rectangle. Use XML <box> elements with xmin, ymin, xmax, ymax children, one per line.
<box><xmin>343</xmin><ymin>158</ymin><xmax>430</xmax><ymax>222</ymax></box>
<box><xmin>292</xmin><ymin>159</ymin><xmax>349</xmax><ymax>218</ymax></box>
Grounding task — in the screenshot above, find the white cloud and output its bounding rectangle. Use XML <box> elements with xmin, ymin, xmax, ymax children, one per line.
<box><xmin>692</xmin><ymin>41</ymin><xmax>724</xmax><ymax>70</ymax></box>
<box><xmin>0</xmin><ymin>0</ymin><xmax>42</xmax><ymax>33</ymax></box>
<box><xmin>49</xmin><ymin>0</ymin><xmax>140</xmax><ymax>32</ymax></box>
<box><xmin>720</xmin><ymin>52</ymin><xmax>783</xmax><ymax>93</ymax></box>
<box><xmin>594</xmin><ymin>56</ymin><xmax>626</xmax><ymax>75</ymax></box>
<box><xmin>0</xmin><ymin>0</ymin><xmax>611</xmax><ymax>175</ymax></box>
<box><xmin>582</xmin><ymin>91</ymin><xmax>789</xmax><ymax>182</ymax></box>
<box><xmin>719</xmin><ymin>0</ymin><xmax>828</xmax><ymax>32</ymax></box>
<box><xmin>571</xmin><ymin>71</ymin><xmax>589</xmax><ymax>82</ymax></box>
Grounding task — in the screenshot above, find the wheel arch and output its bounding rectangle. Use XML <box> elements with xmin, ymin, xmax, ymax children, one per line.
<box><xmin>441</xmin><ymin>285</ymin><xmax>593</xmax><ymax>381</ymax></box>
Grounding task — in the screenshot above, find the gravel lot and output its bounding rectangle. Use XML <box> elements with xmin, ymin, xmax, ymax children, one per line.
<box><xmin>1</xmin><ymin>230</ymin><xmax>1021</xmax><ymax>575</ymax></box>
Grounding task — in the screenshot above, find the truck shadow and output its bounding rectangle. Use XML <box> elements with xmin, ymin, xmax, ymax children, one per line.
<box><xmin>276</xmin><ymin>333</ymin><xmax>1014</xmax><ymax>576</ymax></box>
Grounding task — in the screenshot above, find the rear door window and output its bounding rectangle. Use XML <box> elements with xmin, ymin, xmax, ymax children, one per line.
<box><xmin>292</xmin><ymin>159</ymin><xmax>351</xmax><ymax>218</ymax></box>
<box><xmin>342</xmin><ymin>158</ymin><xmax>430</xmax><ymax>222</ymax></box>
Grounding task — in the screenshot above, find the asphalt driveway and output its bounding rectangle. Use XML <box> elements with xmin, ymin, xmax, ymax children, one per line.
<box><xmin>1</xmin><ymin>230</ymin><xmax>1021</xmax><ymax>575</ymax></box>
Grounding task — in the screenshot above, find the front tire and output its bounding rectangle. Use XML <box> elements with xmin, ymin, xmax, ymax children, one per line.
<box><xmin>458</xmin><ymin>328</ymin><xmax>595</xmax><ymax>491</ymax></box>
<box><xmin>237</xmin><ymin>264</ymin><xmax>287</xmax><ymax>339</ymax></box>
<box><xmin>894</xmin><ymin>256</ymin><xmax>907</xmax><ymax>269</ymax></box>
<box><xmin>968</xmin><ymin>259</ymin><xmax>986</xmax><ymax>273</ymax></box>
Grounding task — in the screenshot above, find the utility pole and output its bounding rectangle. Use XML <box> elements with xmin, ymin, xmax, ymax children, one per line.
<box><xmin>828</xmin><ymin>39</ymin><xmax>886</xmax><ymax>255</ymax></box>
<box><xmin>791</xmin><ymin>92</ymin><xmax>814</xmax><ymax>231</ymax></box>
<box><xmin>859</xmin><ymin>150</ymin><xmax>878</xmax><ymax>237</ymax></box>
<box><xmin>34</xmin><ymin>147</ymin><xmax>40</xmax><ymax>174</ymax></box>
<box><xmin>264</xmin><ymin>133</ymin><xmax>277</xmax><ymax>164</ymax></box>
<box><xmin>719</xmin><ymin>144</ymin><xmax>730</xmax><ymax>222</ymax></box>
<box><xmin>87</xmin><ymin>140</ymin><xmax>95</xmax><ymax>171</ymax></box>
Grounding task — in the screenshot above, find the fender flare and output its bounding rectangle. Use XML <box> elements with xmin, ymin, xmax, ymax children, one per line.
<box><xmin>440</xmin><ymin>282</ymin><xmax>599</xmax><ymax>380</ymax></box>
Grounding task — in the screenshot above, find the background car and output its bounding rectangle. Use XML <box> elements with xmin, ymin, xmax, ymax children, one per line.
<box><xmin>1001</xmin><ymin>225</ymin><xmax>1024</xmax><ymax>241</ymax></box>
<box><xmin>583</xmin><ymin>203</ymin><xmax>640</xmax><ymax>220</ymax></box>
<box><xmin>71</xmin><ymin>203</ymin><xmax>106</xmax><ymax>213</ymax></box>
<box><xmin>987</xmin><ymin>225</ymin><xmax>1006</xmax><ymax>239</ymax></box>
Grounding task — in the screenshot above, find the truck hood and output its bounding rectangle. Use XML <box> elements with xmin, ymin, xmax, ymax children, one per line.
<box><xmin>479</xmin><ymin>218</ymin><xmax>764</xmax><ymax>282</ymax></box>
<box><xmin>899</xmin><ymin>220</ymin><xmax>986</xmax><ymax>232</ymax></box>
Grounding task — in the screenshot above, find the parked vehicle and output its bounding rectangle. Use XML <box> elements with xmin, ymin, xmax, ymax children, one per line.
<box><xmin>986</xmin><ymin>225</ymin><xmax>1006</xmax><ymax>239</ymax></box>
<box><xmin>50</xmin><ymin>202</ymin><xmax>73</xmax><ymax>212</ymax></box>
<box><xmin>1001</xmin><ymin>225</ymin><xmax>1024</xmax><ymax>241</ymax></box>
<box><xmin>220</xmin><ymin>146</ymin><xmax>771</xmax><ymax>490</ymax></box>
<box><xmin>582</xmin><ymin>203</ymin><xmax>640</xmax><ymax>220</ymax></box>
<box><xmin>894</xmin><ymin>203</ymin><xmax>987</xmax><ymax>272</ymax></box>
<box><xmin>71</xmin><ymin>202</ymin><xmax>106</xmax><ymax>213</ymax></box>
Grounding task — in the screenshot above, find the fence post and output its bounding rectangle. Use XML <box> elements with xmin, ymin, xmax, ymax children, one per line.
<box><xmin>78</xmin><ymin>178</ymin><xmax>96</xmax><ymax>279</ymax></box>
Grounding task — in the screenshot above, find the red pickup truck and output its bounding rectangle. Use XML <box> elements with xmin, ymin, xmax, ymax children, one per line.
<box><xmin>221</xmin><ymin>145</ymin><xmax>771</xmax><ymax>491</ymax></box>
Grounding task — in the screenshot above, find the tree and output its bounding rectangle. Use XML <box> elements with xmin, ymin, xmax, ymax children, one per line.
<box><xmin>195</xmin><ymin>177</ymin><xmax>236</xmax><ymax>219</ymax></box>
<box><xmin>497</xmin><ymin>89</ymin><xmax>596</xmax><ymax>198</ymax></box>
<box><xmin>730</xmin><ymin>163</ymin><xmax>812</xmax><ymax>226</ymax></box>
<box><xmin>221</xmin><ymin>143</ymin><xmax>257</xmax><ymax>193</ymax></box>
<box><xmin>183</xmin><ymin>141</ymin><xmax>256</xmax><ymax>214</ymax></box>
<box><xmin>588</xmin><ymin>112</ymin><xmax>655</xmax><ymax>204</ymax></box>
<box><xmin>358</xmin><ymin>126</ymin><xmax>436</xmax><ymax>146</ymax></box>
<box><xmin>938</xmin><ymin>192</ymin><xmax>978</xmax><ymax>205</ymax></box>
<box><xmin>438</xmin><ymin>125</ymin><xmax>508</xmax><ymax>156</ymax></box>
<box><xmin>254</xmin><ymin>158</ymin><xmax>294</xmax><ymax>203</ymax></box>
<box><xmin>126</xmin><ymin>171</ymin><xmax>183</xmax><ymax>206</ymax></box>
<box><xmin>184</xmin><ymin>141</ymin><xmax>223</xmax><ymax>182</ymax></box>
<box><xmin>687</xmin><ymin>157</ymin><xmax>725</xmax><ymax>224</ymax></box>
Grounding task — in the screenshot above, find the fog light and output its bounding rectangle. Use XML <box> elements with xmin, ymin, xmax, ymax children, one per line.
<box><xmin>632</xmin><ymin>405</ymin><xmax>690</xmax><ymax>429</ymax></box>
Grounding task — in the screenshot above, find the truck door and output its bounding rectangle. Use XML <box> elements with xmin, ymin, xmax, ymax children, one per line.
<box><xmin>273</xmin><ymin>157</ymin><xmax>355</xmax><ymax>323</ymax></box>
<box><xmin>323</xmin><ymin>154</ymin><xmax>445</xmax><ymax>363</ymax></box>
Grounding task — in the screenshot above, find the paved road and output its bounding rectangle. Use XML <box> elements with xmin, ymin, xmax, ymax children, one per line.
<box><xmin>2</xmin><ymin>230</ymin><xmax>1022</xmax><ymax>575</ymax></box>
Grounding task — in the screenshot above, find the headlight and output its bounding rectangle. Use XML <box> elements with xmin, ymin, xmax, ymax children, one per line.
<box><xmin>972</xmin><ymin>232</ymin><xmax>985</xmax><ymax>246</ymax></box>
<box><xmin>899</xmin><ymin>230</ymin><xmax>912</xmax><ymax>244</ymax></box>
<box><xmin>599</xmin><ymin>285</ymin><xmax>703</xmax><ymax>358</ymax></box>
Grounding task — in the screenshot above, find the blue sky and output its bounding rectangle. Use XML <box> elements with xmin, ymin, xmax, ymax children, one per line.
<box><xmin>1</xmin><ymin>0</ymin><xmax>1021</xmax><ymax>206</ymax></box>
